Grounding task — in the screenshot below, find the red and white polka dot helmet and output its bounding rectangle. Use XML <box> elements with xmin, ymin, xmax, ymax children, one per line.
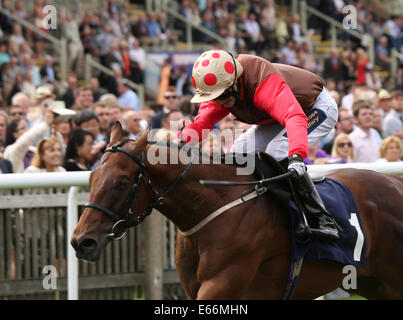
<box><xmin>190</xmin><ymin>50</ymin><xmax>243</xmax><ymax>103</ymax></box>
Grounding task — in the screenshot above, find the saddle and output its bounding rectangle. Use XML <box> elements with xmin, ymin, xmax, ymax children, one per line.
<box><xmin>253</xmin><ymin>152</ymin><xmax>299</xmax><ymax>213</ymax></box>
<box><xmin>221</xmin><ymin>152</ymin><xmax>299</xmax><ymax>211</ymax></box>
<box><xmin>253</xmin><ymin>152</ymin><xmax>326</xmax><ymax>222</ymax></box>
<box><xmin>251</xmin><ymin>152</ymin><xmax>367</xmax><ymax>268</ymax></box>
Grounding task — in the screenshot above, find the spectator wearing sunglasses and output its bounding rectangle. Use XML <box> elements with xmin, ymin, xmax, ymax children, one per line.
<box><xmin>151</xmin><ymin>86</ymin><xmax>180</xmax><ymax>129</ymax></box>
<box><xmin>331</xmin><ymin>133</ymin><xmax>355</xmax><ymax>163</ymax></box>
<box><xmin>8</xmin><ymin>104</ymin><xmax>26</xmax><ymax>121</ymax></box>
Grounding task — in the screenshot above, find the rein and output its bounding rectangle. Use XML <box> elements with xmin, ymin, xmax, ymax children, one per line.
<box><xmin>85</xmin><ymin>139</ymin><xmax>194</xmax><ymax>240</ymax></box>
<box><xmin>199</xmin><ymin>171</ymin><xmax>294</xmax><ymax>186</ymax></box>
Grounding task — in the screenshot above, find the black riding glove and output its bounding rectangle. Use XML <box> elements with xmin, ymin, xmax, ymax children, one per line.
<box><xmin>288</xmin><ymin>154</ymin><xmax>306</xmax><ymax>178</ymax></box>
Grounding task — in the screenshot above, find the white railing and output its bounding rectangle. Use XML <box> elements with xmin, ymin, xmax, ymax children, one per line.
<box><xmin>307</xmin><ymin>161</ymin><xmax>403</xmax><ymax>175</ymax></box>
<box><xmin>0</xmin><ymin>172</ymin><xmax>89</xmax><ymax>300</ymax></box>
<box><xmin>0</xmin><ymin>162</ymin><xmax>401</xmax><ymax>299</ymax></box>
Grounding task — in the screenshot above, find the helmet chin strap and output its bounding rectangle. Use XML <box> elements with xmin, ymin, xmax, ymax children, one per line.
<box><xmin>227</xmin><ymin>52</ymin><xmax>241</xmax><ymax>103</ymax></box>
<box><xmin>234</xmin><ymin>78</ymin><xmax>241</xmax><ymax>100</ymax></box>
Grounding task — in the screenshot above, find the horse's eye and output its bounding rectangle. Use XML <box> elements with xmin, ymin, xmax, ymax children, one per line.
<box><xmin>116</xmin><ymin>181</ymin><xmax>130</xmax><ymax>190</ymax></box>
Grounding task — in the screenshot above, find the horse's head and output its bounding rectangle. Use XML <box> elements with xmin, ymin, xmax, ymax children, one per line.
<box><xmin>70</xmin><ymin>122</ymin><xmax>153</xmax><ymax>261</ymax></box>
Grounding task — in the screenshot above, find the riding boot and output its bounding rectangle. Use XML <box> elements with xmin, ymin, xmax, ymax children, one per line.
<box><xmin>291</xmin><ymin>171</ymin><xmax>341</xmax><ymax>242</ymax></box>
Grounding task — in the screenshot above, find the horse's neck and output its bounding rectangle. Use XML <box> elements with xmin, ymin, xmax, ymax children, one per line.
<box><xmin>145</xmin><ymin>159</ymin><xmax>240</xmax><ymax>232</ymax></box>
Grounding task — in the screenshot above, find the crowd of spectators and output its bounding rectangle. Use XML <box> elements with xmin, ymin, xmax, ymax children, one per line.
<box><xmin>0</xmin><ymin>0</ymin><xmax>402</xmax><ymax>177</ymax></box>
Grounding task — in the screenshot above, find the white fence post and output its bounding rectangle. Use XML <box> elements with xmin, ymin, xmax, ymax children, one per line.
<box><xmin>67</xmin><ymin>186</ymin><xmax>79</xmax><ymax>300</ymax></box>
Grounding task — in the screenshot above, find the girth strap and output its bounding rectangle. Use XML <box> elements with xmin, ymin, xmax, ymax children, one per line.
<box><xmin>281</xmin><ymin>257</ymin><xmax>304</xmax><ymax>300</ymax></box>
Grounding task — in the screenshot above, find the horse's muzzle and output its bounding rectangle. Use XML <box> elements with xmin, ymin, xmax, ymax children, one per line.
<box><xmin>71</xmin><ymin>236</ymin><xmax>105</xmax><ymax>261</ymax></box>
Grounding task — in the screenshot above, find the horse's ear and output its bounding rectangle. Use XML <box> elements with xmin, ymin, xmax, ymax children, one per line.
<box><xmin>135</xmin><ymin>127</ymin><xmax>151</xmax><ymax>150</ymax></box>
<box><xmin>108</xmin><ymin>121</ymin><xmax>123</xmax><ymax>146</ymax></box>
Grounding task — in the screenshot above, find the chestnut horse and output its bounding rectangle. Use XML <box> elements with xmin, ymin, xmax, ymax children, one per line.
<box><xmin>71</xmin><ymin>123</ymin><xmax>403</xmax><ymax>299</ymax></box>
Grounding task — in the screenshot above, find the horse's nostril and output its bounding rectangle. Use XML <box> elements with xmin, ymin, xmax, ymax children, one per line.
<box><xmin>80</xmin><ymin>238</ymin><xmax>98</xmax><ymax>251</ymax></box>
<box><xmin>74</xmin><ymin>237</ymin><xmax>101</xmax><ymax>261</ymax></box>
<box><xmin>78</xmin><ymin>238</ymin><xmax>98</xmax><ymax>259</ymax></box>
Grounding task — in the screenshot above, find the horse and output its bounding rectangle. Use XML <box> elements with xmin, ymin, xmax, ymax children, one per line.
<box><xmin>71</xmin><ymin>122</ymin><xmax>403</xmax><ymax>299</ymax></box>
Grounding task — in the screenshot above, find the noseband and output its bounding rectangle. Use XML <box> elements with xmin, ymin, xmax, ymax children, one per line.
<box><xmin>85</xmin><ymin>139</ymin><xmax>193</xmax><ymax>240</ymax></box>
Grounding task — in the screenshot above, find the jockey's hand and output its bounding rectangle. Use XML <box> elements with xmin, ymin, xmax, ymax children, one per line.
<box><xmin>288</xmin><ymin>154</ymin><xmax>306</xmax><ymax>178</ymax></box>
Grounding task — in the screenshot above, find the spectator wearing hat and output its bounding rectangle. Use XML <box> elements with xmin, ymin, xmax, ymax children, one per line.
<box><xmin>376</xmin><ymin>89</ymin><xmax>392</xmax><ymax>116</ymax></box>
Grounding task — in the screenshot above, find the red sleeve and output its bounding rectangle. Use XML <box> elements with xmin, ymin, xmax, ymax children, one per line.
<box><xmin>253</xmin><ymin>73</ymin><xmax>308</xmax><ymax>159</ymax></box>
<box><xmin>180</xmin><ymin>101</ymin><xmax>229</xmax><ymax>143</ymax></box>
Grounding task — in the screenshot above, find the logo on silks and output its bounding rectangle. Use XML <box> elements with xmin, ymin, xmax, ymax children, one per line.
<box><xmin>283</xmin><ymin>108</ymin><xmax>327</xmax><ymax>138</ymax></box>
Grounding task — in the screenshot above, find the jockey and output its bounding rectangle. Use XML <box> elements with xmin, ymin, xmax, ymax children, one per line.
<box><xmin>180</xmin><ymin>49</ymin><xmax>340</xmax><ymax>242</ymax></box>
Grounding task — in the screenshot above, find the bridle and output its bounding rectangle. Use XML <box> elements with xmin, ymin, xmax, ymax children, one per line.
<box><xmin>85</xmin><ymin>139</ymin><xmax>194</xmax><ymax>240</ymax></box>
